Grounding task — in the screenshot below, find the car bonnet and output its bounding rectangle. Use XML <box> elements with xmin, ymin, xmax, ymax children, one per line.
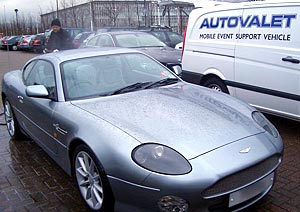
<box><xmin>137</xmin><ymin>47</ymin><xmax>182</xmax><ymax>64</ymax></box>
<box><xmin>71</xmin><ymin>83</ymin><xmax>264</xmax><ymax>159</ymax></box>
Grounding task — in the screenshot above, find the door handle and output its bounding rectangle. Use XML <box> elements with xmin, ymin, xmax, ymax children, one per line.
<box><xmin>17</xmin><ymin>95</ymin><xmax>24</xmax><ymax>103</ymax></box>
<box><xmin>282</xmin><ymin>56</ymin><xmax>300</xmax><ymax>64</ymax></box>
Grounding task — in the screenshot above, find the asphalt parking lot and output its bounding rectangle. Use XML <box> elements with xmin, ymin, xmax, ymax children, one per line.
<box><xmin>0</xmin><ymin>50</ymin><xmax>300</xmax><ymax>211</ymax></box>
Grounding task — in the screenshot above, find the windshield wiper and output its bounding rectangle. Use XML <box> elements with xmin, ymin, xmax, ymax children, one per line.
<box><xmin>108</xmin><ymin>82</ymin><xmax>152</xmax><ymax>95</ymax></box>
<box><xmin>144</xmin><ymin>78</ymin><xmax>179</xmax><ymax>89</ymax></box>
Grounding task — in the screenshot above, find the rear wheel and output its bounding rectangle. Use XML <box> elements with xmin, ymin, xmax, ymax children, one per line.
<box><xmin>73</xmin><ymin>144</ymin><xmax>114</xmax><ymax>212</ymax></box>
<box><xmin>4</xmin><ymin>98</ymin><xmax>23</xmax><ymax>139</ymax></box>
<box><xmin>203</xmin><ymin>77</ymin><xmax>229</xmax><ymax>94</ymax></box>
<box><xmin>11</xmin><ymin>45</ymin><xmax>18</xmax><ymax>51</ymax></box>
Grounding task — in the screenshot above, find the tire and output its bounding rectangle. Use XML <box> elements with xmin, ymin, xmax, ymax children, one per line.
<box><xmin>12</xmin><ymin>45</ymin><xmax>18</xmax><ymax>51</ymax></box>
<box><xmin>4</xmin><ymin>98</ymin><xmax>24</xmax><ymax>140</ymax></box>
<box><xmin>203</xmin><ymin>77</ymin><xmax>229</xmax><ymax>94</ymax></box>
<box><xmin>73</xmin><ymin>144</ymin><xmax>114</xmax><ymax>212</ymax></box>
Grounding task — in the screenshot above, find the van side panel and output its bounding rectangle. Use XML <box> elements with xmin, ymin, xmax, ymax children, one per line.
<box><xmin>234</xmin><ymin>5</ymin><xmax>300</xmax><ymax>119</ymax></box>
<box><xmin>182</xmin><ymin>8</ymin><xmax>242</xmax><ymax>85</ymax></box>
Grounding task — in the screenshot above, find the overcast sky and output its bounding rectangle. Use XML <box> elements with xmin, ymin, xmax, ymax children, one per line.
<box><xmin>0</xmin><ymin>0</ymin><xmax>88</xmax><ymax>21</ymax></box>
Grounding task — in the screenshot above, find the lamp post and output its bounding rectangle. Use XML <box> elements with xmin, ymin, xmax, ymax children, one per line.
<box><xmin>144</xmin><ymin>0</ymin><xmax>147</xmax><ymax>26</ymax></box>
<box><xmin>14</xmin><ymin>9</ymin><xmax>19</xmax><ymax>34</ymax></box>
<box><xmin>90</xmin><ymin>0</ymin><xmax>94</xmax><ymax>31</ymax></box>
<box><xmin>56</xmin><ymin>0</ymin><xmax>59</xmax><ymax>18</ymax></box>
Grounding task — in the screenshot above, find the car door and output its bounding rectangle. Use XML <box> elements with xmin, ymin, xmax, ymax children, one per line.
<box><xmin>20</xmin><ymin>59</ymin><xmax>59</xmax><ymax>154</ymax></box>
<box><xmin>234</xmin><ymin>5</ymin><xmax>300</xmax><ymax>120</ymax></box>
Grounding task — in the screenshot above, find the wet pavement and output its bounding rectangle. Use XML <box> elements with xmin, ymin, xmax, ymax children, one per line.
<box><xmin>0</xmin><ymin>50</ymin><xmax>300</xmax><ymax>211</ymax></box>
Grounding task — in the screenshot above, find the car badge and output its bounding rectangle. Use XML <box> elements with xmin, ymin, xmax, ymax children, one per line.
<box><xmin>239</xmin><ymin>147</ymin><xmax>251</xmax><ymax>153</ymax></box>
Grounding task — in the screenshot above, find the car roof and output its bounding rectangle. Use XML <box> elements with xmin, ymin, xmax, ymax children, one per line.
<box><xmin>101</xmin><ymin>31</ymin><xmax>149</xmax><ymax>36</ymax></box>
<box><xmin>32</xmin><ymin>47</ymin><xmax>142</xmax><ymax>62</ymax></box>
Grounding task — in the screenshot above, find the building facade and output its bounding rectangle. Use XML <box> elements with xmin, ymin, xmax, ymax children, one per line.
<box><xmin>40</xmin><ymin>0</ymin><xmax>194</xmax><ymax>33</ymax></box>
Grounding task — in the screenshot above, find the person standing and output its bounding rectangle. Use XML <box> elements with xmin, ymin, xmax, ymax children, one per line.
<box><xmin>44</xmin><ymin>19</ymin><xmax>72</xmax><ymax>53</ymax></box>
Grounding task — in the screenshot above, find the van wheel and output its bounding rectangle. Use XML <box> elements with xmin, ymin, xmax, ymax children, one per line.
<box><xmin>203</xmin><ymin>77</ymin><xmax>229</xmax><ymax>94</ymax></box>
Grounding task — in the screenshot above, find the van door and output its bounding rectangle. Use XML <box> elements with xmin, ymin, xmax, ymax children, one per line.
<box><xmin>234</xmin><ymin>4</ymin><xmax>300</xmax><ymax>120</ymax></box>
<box><xmin>183</xmin><ymin>8</ymin><xmax>243</xmax><ymax>88</ymax></box>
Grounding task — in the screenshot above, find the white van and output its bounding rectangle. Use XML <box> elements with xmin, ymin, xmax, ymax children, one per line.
<box><xmin>181</xmin><ymin>0</ymin><xmax>300</xmax><ymax>121</ymax></box>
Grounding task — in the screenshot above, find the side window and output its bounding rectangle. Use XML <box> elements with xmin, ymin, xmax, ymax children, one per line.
<box><xmin>23</xmin><ymin>61</ymin><xmax>37</xmax><ymax>82</ymax></box>
<box><xmin>25</xmin><ymin>60</ymin><xmax>56</xmax><ymax>99</ymax></box>
<box><xmin>151</xmin><ymin>31</ymin><xmax>167</xmax><ymax>42</ymax></box>
<box><xmin>96</xmin><ymin>35</ymin><xmax>114</xmax><ymax>47</ymax></box>
<box><xmin>87</xmin><ymin>36</ymin><xmax>99</xmax><ymax>46</ymax></box>
<box><xmin>167</xmin><ymin>32</ymin><xmax>183</xmax><ymax>44</ymax></box>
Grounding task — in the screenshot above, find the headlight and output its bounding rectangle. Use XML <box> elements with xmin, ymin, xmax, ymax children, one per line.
<box><xmin>252</xmin><ymin>111</ymin><xmax>278</xmax><ymax>138</ymax></box>
<box><xmin>132</xmin><ymin>143</ymin><xmax>191</xmax><ymax>175</ymax></box>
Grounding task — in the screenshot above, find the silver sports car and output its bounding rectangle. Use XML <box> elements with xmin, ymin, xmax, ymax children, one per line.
<box><xmin>2</xmin><ymin>48</ymin><xmax>283</xmax><ymax>212</ymax></box>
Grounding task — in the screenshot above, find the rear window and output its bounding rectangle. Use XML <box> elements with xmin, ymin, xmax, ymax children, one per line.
<box><xmin>115</xmin><ymin>33</ymin><xmax>166</xmax><ymax>48</ymax></box>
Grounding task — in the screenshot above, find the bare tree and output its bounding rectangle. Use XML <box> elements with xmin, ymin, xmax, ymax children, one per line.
<box><xmin>60</xmin><ymin>0</ymin><xmax>70</xmax><ymax>9</ymax></box>
<box><xmin>102</xmin><ymin>1</ymin><xmax>125</xmax><ymax>26</ymax></box>
<box><xmin>70</xmin><ymin>0</ymin><xmax>78</xmax><ymax>27</ymax></box>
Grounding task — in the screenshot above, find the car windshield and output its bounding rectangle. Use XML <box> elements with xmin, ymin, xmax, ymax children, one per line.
<box><xmin>61</xmin><ymin>53</ymin><xmax>178</xmax><ymax>100</ymax></box>
<box><xmin>114</xmin><ymin>33</ymin><xmax>166</xmax><ymax>48</ymax></box>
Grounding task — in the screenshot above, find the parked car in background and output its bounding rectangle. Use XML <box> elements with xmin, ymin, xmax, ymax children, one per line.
<box><xmin>17</xmin><ymin>36</ymin><xmax>26</xmax><ymax>50</ymax></box>
<box><xmin>83</xmin><ymin>31</ymin><xmax>182</xmax><ymax>72</ymax></box>
<box><xmin>0</xmin><ymin>35</ymin><xmax>22</xmax><ymax>51</ymax></box>
<box><xmin>2</xmin><ymin>48</ymin><xmax>283</xmax><ymax>212</ymax></box>
<box><xmin>19</xmin><ymin>35</ymin><xmax>34</xmax><ymax>51</ymax></box>
<box><xmin>95</xmin><ymin>26</ymin><xmax>183</xmax><ymax>48</ymax></box>
<box><xmin>96</xmin><ymin>26</ymin><xmax>138</xmax><ymax>34</ymax></box>
<box><xmin>44</xmin><ymin>28</ymin><xmax>86</xmax><ymax>49</ymax></box>
<box><xmin>142</xmin><ymin>26</ymin><xmax>183</xmax><ymax>48</ymax></box>
<box><xmin>0</xmin><ymin>36</ymin><xmax>10</xmax><ymax>49</ymax></box>
<box><xmin>72</xmin><ymin>31</ymin><xmax>93</xmax><ymax>48</ymax></box>
<box><xmin>17</xmin><ymin>35</ymin><xmax>30</xmax><ymax>50</ymax></box>
<box><xmin>30</xmin><ymin>33</ymin><xmax>46</xmax><ymax>53</ymax></box>
<box><xmin>64</xmin><ymin>27</ymin><xmax>85</xmax><ymax>40</ymax></box>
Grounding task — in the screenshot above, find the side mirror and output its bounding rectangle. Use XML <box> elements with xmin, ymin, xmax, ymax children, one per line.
<box><xmin>172</xmin><ymin>65</ymin><xmax>182</xmax><ymax>76</ymax></box>
<box><xmin>26</xmin><ymin>85</ymin><xmax>49</xmax><ymax>98</ymax></box>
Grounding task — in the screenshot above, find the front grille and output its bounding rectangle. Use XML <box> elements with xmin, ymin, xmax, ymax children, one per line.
<box><xmin>202</xmin><ymin>155</ymin><xmax>281</xmax><ymax>198</ymax></box>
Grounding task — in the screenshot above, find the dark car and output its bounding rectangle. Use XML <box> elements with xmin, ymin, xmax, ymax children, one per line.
<box><xmin>83</xmin><ymin>31</ymin><xmax>182</xmax><ymax>72</ymax></box>
<box><xmin>29</xmin><ymin>33</ymin><xmax>46</xmax><ymax>53</ymax></box>
<box><xmin>95</xmin><ymin>26</ymin><xmax>183</xmax><ymax>48</ymax></box>
<box><xmin>64</xmin><ymin>27</ymin><xmax>85</xmax><ymax>40</ymax></box>
<box><xmin>0</xmin><ymin>35</ymin><xmax>22</xmax><ymax>51</ymax></box>
<box><xmin>141</xmin><ymin>26</ymin><xmax>183</xmax><ymax>48</ymax></box>
<box><xmin>72</xmin><ymin>31</ymin><xmax>93</xmax><ymax>48</ymax></box>
<box><xmin>148</xmin><ymin>30</ymin><xmax>183</xmax><ymax>48</ymax></box>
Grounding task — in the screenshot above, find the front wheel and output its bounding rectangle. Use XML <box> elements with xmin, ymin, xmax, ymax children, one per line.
<box><xmin>203</xmin><ymin>77</ymin><xmax>229</xmax><ymax>94</ymax></box>
<box><xmin>4</xmin><ymin>98</ymin><xmax>23</xmax><ymax>139</ymax></box>
<box><xmin>73</xmin><ymin>145</ymin><xmax>114</xmax><ymax>212</ymax></box>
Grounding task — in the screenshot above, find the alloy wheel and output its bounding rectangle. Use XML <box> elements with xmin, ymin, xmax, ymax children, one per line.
<box><xmin>75</xmin><ymin>151</ymin><xmax>104</xmax><ymax>210</ymax></box>
<box><xmin>4</xmin><ymin>100</ymin><xmax>15</xmax><ymax>137</ymax></box>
